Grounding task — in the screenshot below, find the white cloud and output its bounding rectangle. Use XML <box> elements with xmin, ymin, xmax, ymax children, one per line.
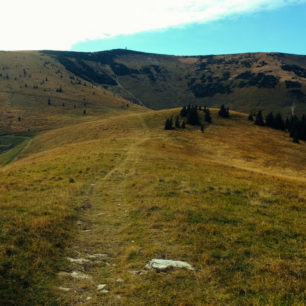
<box><xmin>1</xmin><ymin>0</ymin><xmax>305</xmax><ymax>50</ymax></box>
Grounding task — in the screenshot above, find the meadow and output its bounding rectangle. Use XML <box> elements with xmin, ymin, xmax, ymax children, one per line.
<box><xmin>0</xmin><ymin>108</ymin><xmax>305</xmax><ymax>305</ymax></box>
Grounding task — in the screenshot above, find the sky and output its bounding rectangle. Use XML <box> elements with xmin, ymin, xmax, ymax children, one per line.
<box><xmin>1</xmin><ymin>0</ymin><xmax>306</xmax><ymax>55</ymax></box>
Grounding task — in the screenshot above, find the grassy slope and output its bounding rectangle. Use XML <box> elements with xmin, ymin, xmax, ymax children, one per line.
<box><xmin>0</xmin><ymin>51</ymin><xmax>145</xmax><ymax>135</ymax></box>
<box><xmin>115</xmin><ymin>52</ymin><xmax>306</xmax><ymax>114</ymax></box>
<box><xmin>48</xmin><ymin>50</ymin><xmax>306</xmax><ymax>115</ymax></box>
<box><xmin>0</xmin><ymin>109</ymin><xmax>305</xmax><ymax>305</ymax></box>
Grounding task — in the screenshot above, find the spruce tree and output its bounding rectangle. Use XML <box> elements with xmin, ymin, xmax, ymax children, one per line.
<box><xmin>274</xmin><ymin>113</ymin><xmax>285</xmax><ymax>130</ymax></box>
<box><xmin>164</xmin><ymin>118</ymin><xmax>174</xmax><ymax>130</ymax></box>
<box><xmin>187</xmin><ymin>106</ymin><xmax>200</xmax><ymax>125</ymax></box>
<box><xmin>255</xmin><ymin>111</ymin><xmax>265</xmax><ymax>126</ymax></box>
<box><xmin>248</xmin><ymin>113</ymin><xmax>254</xmax><ymax>121</ymax></box>
<box><xmin>180</xmin><ymin>106</ymin><xmax>187</xmax><ymax>117</ymax></box>
<box><xmin>181</xmin><ymin>121</ymin><xmax>186</xmax><ymax>129</ymax></box>
<box><xmin>204</xmin><ymin>108</ymin><xmax>212</xmax><ymax>123</ymax></box>
<box><xmin>175</xmin><ymin>116</ymin><xmax>180</xmax><ymax>128</ymax></box>
<box><xmin>265</xmin><ymin>112</ymin><xmax>274</xmax><ymax>127</ymax></box>
<box><xmin>218</xmin><ymin>104</ymin><xmax>229</xmax><ymax>118</ymax></box>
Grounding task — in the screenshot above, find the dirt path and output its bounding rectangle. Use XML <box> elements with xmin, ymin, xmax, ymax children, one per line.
<box><xmin>56</xmin><ymin>115</ymin><xmax>150</xmax><ymax>305</ymax></box>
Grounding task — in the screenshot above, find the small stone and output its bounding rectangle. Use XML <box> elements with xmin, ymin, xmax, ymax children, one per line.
<box><xmin>86</xmin><ymin>296</ymin><xmax>92</xmax><ymax>301</ymax></box>
<box><xmin>146</xmin><ymin>259</ymin><xmax>194</xmax><ymax>271</ymax></box>
<box><xmin>116</xmin><ymin>278</ymin><xmax>124</xmax><ymax>283</ymax></box>
<box><xmin>71</xmin><ymin>271</ymin><xmax>92</xmax><ymax>280</ymax></box>
<box><xmin>97</xmin><ymin>284</ymin><xmax>107</xmax><ymax>290</ymax></box>
<box><xmin>128</xmin><ymin>270</ymin><xmax>140</xmax><ymax>275</ymax></box>
<box><xmin>58</xmin><ymin>272</ymin><xmax>70</xmax><ymax>278</ymax></box>
<box><xmin>67</xmin><ymin>257</ymin><xmax>90</xmax><ymax>264</ymax></box>
<box><xmin>87</xmin><ymin>253</ymin><xmax>109</xmax><ymax>260</ymax></box>
<box><xmin>58</xmin><ymin>286</ymin><xmax>71</xmax><ymax>292</ymax></box>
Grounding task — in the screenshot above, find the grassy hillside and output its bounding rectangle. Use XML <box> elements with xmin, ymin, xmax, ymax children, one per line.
<box><xmin>45</xmin><ymin>50</ymin><xmax>306</xmax><ymax>115</ymax></box>
<box><xmin>0</xmin><ymin>51</ymin><xmax>146</xmax><ymax>135</ymax></box>
<box><xmin>0</xmin><ymin>109</ymin><xmax>305</xmax><ymax>304</ymax></box>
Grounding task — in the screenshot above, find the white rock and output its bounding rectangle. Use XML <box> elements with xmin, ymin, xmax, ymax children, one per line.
<box><xmin>87</xmin><ymin>253</ymin><xmax>109</xmax><ymax>260</ymax></box>
<box><xmin>71</xmin><ymin>271</ymin><xmax>92</xmax><ymax>280</ymax></box>
<box><xmin>116</xmin><ymin>278</ymin><xmax>124</xmax><ymax>283</ymax></box>
<box><xmin>67</xmin><ymin>257</ymin><xmax>90</xmax><ymax>264</ymax></box>
<box><xmin>86</xmin><ymin>296</ymin><xmax>92</xmax><ymax>301</ymax></box>
<box><xmin>98</xmin><ymin>289</ymin><xmax>109</xmax><ymax>294</ymax></box>
<box><xmin>146</xmin><ymin>259</ymin><xmax>194</xmax><ymax>271</ymax></box>
<box><xmin>58</xmin><ymin>286</ymin><xmax>71</xmax><ymax>292</ymax></box>
<box><xmin>97</xmin><ymin>284</ymin><xmax>107</xmax><ymax>290</ymax></box>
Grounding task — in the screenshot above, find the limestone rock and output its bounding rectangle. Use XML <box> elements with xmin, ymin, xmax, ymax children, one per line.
<box><xmin>97</xmin><ymin>284</ymin><xmax>107</xmax><ymax>290</ymax></box>
<box><xmin>146</xmin><ymin>259</ymin><xmax>194</xmax><ymax>271</ymax></box>
<box><xmin>71</xmin><ymin>271</ymin><xmax>92</xmax><ymax>280</ymax></box>
<box><xmin>67</xmin><ymin>257</ymin><xmax>90</xmax><ymax>264</ymax></box>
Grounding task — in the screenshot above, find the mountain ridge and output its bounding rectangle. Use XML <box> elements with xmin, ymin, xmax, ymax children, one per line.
<box><xmin>43</xmin><ymin>49</ymin><xmax>306</xmax><ymax>113</ymax></box>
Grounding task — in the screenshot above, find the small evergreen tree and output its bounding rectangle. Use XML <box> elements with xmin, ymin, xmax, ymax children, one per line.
<box><xmin>175</xmin><ymin>116</ymin><xmax>180</xmax><ymax>128</ymax></box>
<box><xmin>204</xmin><ymin>108</ymin><xmax>212</xmax><ymax>123</ymax></box>
<box><xmin>218</xmin><ymin>104</ymin><xmax>230</xmax><ymax>118</ymax></box>
<box><xmin>180</xmin><ymin>106</ymin><xmax>187</xmax><ymax>117</ymax></box>
<box><xmin>181</xmin><ymin>121</ymin><xmax>186</xmax><ymax>129</ymax></box>
<box><xmin>265</xmin><ymin>112</ymin><xmax>274</xmax><ymax>127</ymax></box>
<box><xmin>164</xmin><ymin>117</ymin><xmax>174</xmax><ymax>130</ymax></box>
<box><xmin>255</xmin><ymin>110</ymin><xmax>265</xmax><ymax>126</ymax></box>
<box><xmin>248</xmin><ymin>113</ymin><xmax>254</xmax><ymax>121</ymax></box>
<box><xmin>274</xmin><ymin>113</ymin><xmax>285</xmax><ymax>130</ymax></box>
<box><xmin>48</xmin><ymin>97</ymin><xmax>51</xmax><ymax>105</ymax></box>
<box><xmin>200</xmin><ymin>124</ymin><xmax>205</xmax><ymax>133</ymax></box>
<box><xmin>187</xmin><ymin>106</ymin><xmax>200</xmax><ymax>125</ymax></box>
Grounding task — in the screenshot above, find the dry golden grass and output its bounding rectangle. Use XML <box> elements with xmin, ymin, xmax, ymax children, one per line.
<box><xmin>0</xmin><ymin>108</ymin><xmax>305</xmax><ymax>305</ymax></box>
<box><xmin>0</xmin><ymin>51</ymin><xmax>146</xmax><ymax>134</ymax></box>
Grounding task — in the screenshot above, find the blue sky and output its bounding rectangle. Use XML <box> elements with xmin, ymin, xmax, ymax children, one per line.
<box><xmin>72</xmin><ymin>3</ymin><xmax>306</xmax><ymax>55</ymax></box>
<box><xmin>2</xmin><ymin>0</ymin><xmax>306</xmax><ymax>55</ymax></box>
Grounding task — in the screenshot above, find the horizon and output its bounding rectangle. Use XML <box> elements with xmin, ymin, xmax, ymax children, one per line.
<box><xmin>2</xmin><ymin>49</ymin><xmax>306</xmax><ymax>58</ymax></box>
<box><xmin>2</xmin><ymin>1</ymin><xmax>306</xmax><ymax>56</ymax></box>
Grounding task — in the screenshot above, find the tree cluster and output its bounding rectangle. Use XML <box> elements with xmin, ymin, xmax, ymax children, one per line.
<box><xmin>180</xmin><ymin>105</ymin><xmax>200</xmax><ymax>125</ymax></box>
<box><xmin>253</xmin><ymin>110</ymin><xmax>306</xmax><ymax>143</ymax></box>
<box><xmin>218</xmin><ymin>105</ymin><xmax>230</xmax><ymax>118</ymax></box>
<box><xmin>165</xmin><ymin>104</ymin><xmax>213</xmax><ymax>131</ymax></box>
<box><xmin>164</xmin><ymin>116</ymin><xmax>186</xmax><ymax>130</ymax></box>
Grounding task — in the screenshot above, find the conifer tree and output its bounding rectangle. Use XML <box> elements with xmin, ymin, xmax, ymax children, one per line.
<box><xmin>248</xmin><ymin>113</ymin><xmax>254</xmax><ymax>121</ymax></box>
<box><xmin>274</xmin><ymin>113</ymin><xmax>285</xmax><ymax>130</ymax></box>
<box><xmin>255</xmin><ymin>110</ymin><xmax>265</xmax><ymax>126</ymax></box>
<box><xmin>164</xmin><ymin>117</ymin><xmax>174</xmax><ymax>130</ymax></box>
<box><xmin>265</xmin><ymin>112</ymin><xmax>274</xmax><ymax>127</ymax></box>
<box><xmin>187</xmin><ymin>106</ymin><xmax>200</xmax><ymax>125</ymax></box>
<box><xmin>204</xmin><ymin>108</ymin><xmax>212</xmax><ymax>123</ymax></box>
<box><xmin>180</xmin><ymin>106</ymin><xmax>188</xmax><ymax>117</ymax></box>
<box><xmin>218</xmin><ymin>104</ymin><xmax>229</xmax><ymax>118</ymax></box>
<box><xmin>175</xmin><ymin>116</ymin><xmax>180</xmax><ymax>128</ymax></box>
<box><xmin>181</xmin><ymin>121</ymin><xmax>186</xmax><ymax>129</ymax></box>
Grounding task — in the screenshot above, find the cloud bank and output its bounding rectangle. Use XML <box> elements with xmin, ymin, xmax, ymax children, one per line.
<box><xmin>1</xmin><ymin>0</ymin><xmax>305</xmax><ymax>50</ymax></box>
